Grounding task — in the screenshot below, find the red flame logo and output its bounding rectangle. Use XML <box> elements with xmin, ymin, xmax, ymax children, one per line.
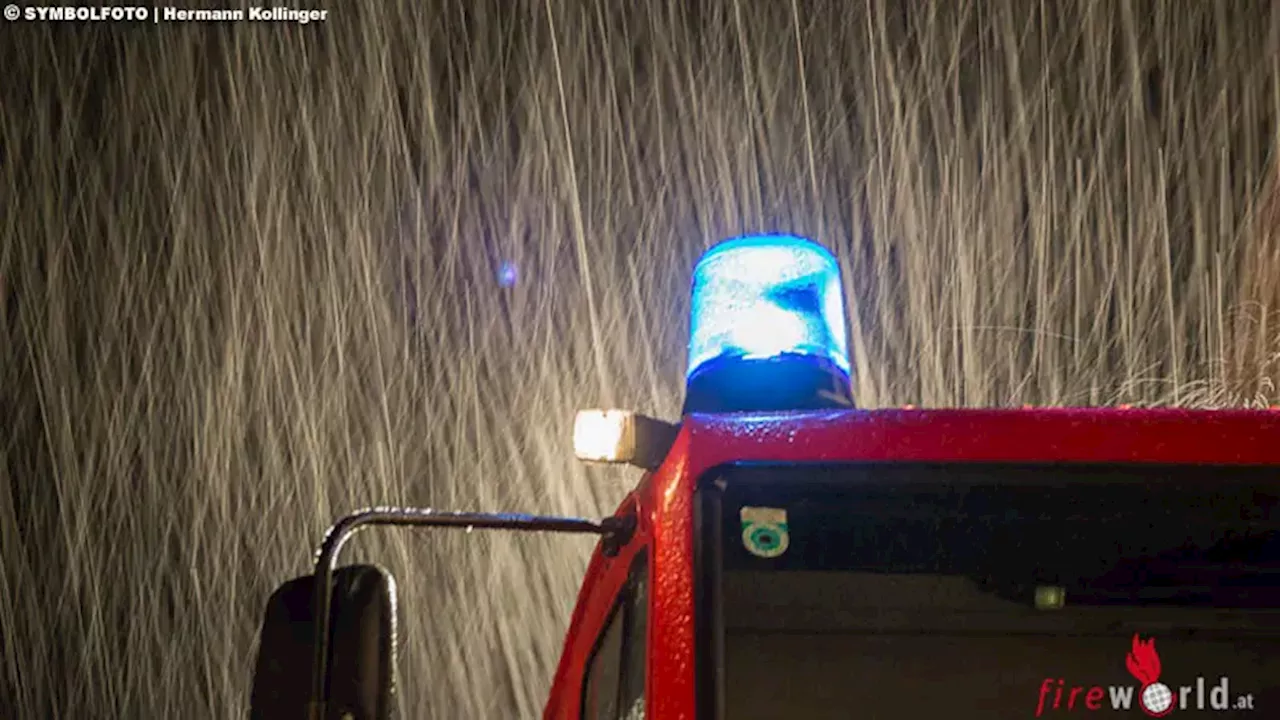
<box><xmin>1126</xmin><ymin>634</ymin><xmax>1162</xmax><ymax>685</ymax></box>
<box><xmin>1126</xmin><ymin>634</ymin><xmax>1173</xmax><ymax>717</ymax></box>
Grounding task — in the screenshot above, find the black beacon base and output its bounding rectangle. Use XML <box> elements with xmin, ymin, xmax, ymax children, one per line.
<box><xmin>681</xmin><ymin>354</ymin><xmax>856</xmax><ymax>415</ymax></box>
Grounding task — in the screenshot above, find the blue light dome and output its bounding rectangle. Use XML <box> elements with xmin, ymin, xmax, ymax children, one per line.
<box><xmin>687</xmin><ymin>235</ymin><xmax>851</xmax><ymax>377</ymax></box>
<box><xmin>683</xmin><ymin>235</ymin><xmax>854</xmax><ymax>413</ymax></box>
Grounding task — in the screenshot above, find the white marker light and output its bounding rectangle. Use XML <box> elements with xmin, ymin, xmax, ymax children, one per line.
<box><xmin>573</xmin><ymin>409</ymin><xmax>680</xmax><ymax>469</ymax></box>
<box><xmin>573</xmin><ymin>410</ymin><xmax>636</xmax><ymax>463</ymax></box>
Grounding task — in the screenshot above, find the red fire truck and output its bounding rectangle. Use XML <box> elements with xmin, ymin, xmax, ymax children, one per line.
<box><xmin>250</xmin><ymin>236</ymin><xmax>1280</xmax><ymax>719</ymax></box>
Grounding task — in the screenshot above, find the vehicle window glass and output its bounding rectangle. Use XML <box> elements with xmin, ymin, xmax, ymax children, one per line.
<box><xmin>583</xmin><ymin>606</ymin><xmax>623</xmax><ymax>720</ymax></box>
<box><xmin>704</xmin><ymin>463</ymin><xmax>1280</xmax><ymax>719</ymax></box>
<box><xmin>619</xmin><ymin>555</ymin><xmax>648</xmax><ymax>719</ymax></box>
<box><xmin>582</xmin><ymin>552</ymin><xmax>649</xmax><ymax>720</ymax></box>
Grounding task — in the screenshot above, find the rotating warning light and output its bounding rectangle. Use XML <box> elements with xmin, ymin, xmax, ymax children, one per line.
<box><xmin>683</xmin><ymin>234</ymin><xmax>855</xmax><ymax>414</ymax></box>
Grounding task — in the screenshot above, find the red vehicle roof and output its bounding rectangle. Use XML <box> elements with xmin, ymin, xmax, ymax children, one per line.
<box><xmin>672</xmin><ymin>406</ymin><xmax>1280</xmax><ymax>476</ymax></box>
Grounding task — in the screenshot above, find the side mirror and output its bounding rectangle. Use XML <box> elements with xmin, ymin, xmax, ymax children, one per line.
<box><xmin>248</xmin><ymin>507</ymin><xmax>629</xmax><ymax>719</ymax></box>
<box><xmin>250</xmin><ymin>564</ymin><xmax>397</xmax><ymax>720</ymax></box>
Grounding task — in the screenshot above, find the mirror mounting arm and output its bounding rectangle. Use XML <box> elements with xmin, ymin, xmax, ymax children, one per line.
<box><xmin>306</xmin><ymin>507</ymin><xmax>625</xmax><ymax>720</ymax></box>
<box><xmin>601</xmin><ymin>513</ymin><xmax>637</xmax><ymax>557</ymax></box>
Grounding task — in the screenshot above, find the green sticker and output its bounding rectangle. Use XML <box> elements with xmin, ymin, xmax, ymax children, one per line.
<box><xmin>740</xmin><ymin>507</ymin><xmax>789</xmax><ymax>558</ymax></box>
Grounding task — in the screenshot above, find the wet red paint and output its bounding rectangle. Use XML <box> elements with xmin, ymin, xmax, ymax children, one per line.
<box><xmin>544</xmin><ymin>407</ymin><xmax>1280</xmax><ymax>719</ymax></box>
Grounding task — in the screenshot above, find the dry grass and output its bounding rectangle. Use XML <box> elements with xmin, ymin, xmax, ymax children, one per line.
<box><xmin>2</xmin><ymin>1</ymin><xmax>1279</xmax><ymax>717</ymax></box>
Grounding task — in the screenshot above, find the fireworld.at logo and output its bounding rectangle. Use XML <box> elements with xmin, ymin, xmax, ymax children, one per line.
<box><xmin>1033</xmin><ymin>634</ymin><xmax>1257</xmax><ymax>716</ymax></box>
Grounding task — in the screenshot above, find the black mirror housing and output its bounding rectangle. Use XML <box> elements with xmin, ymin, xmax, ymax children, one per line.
<box><xmin>247</xmin><ymin>507</ymin><xmax>621</xmax><ymax>719</ymax></box>
<box><xmin>250</xmin><ymin>564</ymin><xmax>397</xmax><ymax>720</ymax></box>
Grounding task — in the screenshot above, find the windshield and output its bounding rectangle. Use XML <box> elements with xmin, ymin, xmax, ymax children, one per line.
<box><xmin>697</xmin><ymin>463</ymin><xmax>1280</xmax><ymax>719</ymax></box>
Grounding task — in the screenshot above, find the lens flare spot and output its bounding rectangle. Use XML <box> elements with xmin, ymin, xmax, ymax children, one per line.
<box><xmin>497</xmin><ymin>261</ymin><xmax>518</xmax><ymax>287</ymax></box>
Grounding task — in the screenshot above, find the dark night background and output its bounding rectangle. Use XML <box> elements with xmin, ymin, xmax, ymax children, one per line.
<box><xmin>2</xmin><ymin>1</ymin><xmax>1280</xmax><ymax>717</ymax></box>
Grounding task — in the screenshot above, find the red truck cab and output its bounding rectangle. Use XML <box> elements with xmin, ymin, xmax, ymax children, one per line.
<box><xmin>249</xmin><ymin>235</ymin><xmax>1280</xmax><ymax>720</ymax></box>
<box><xmin>545</xmin><ymin>407</ymin><xmax>1280</xmax><ymax>720</ymax></box>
